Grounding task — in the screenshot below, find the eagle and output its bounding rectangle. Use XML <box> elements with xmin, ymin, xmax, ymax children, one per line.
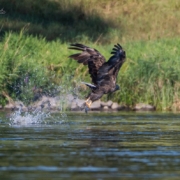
<box><xmin>69</xmin><ymin>43</ymin><xmax>126</xmax><ymax>111</ymax></box>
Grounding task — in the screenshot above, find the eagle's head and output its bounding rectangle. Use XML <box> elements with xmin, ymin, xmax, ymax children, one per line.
<box><xmin>115</xmin><ymin>84</ymin><xmax>120</xmax><ymax>91</ymax></box>
<box><xmin>111</xmin><ymin>84</ymin><xmax>120</xmax><ymax>93</ymax></box>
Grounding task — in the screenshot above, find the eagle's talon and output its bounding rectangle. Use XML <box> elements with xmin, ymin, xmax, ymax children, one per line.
<box><xmin>85</xmin><ymin>99</ymin><xmax>92</xmax><ymax>108</ymax></box>
<box><xmin>84</xmin><ymin>106</ymin><xmax>89</xmax><ymax>114</ymax></box>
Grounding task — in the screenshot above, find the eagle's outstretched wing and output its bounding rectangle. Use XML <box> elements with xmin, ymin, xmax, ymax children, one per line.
<box><xmin>69</xmin><ymin>43</ymin><xmax>106</xmax><ymax>85</ymax></box>
<box><xmin>96</xmin><ymin>44</ymin><xmax>126</xmax><ymax>92</ymax></box>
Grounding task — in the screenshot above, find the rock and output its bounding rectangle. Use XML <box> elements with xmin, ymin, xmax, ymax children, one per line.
<box><xmin>91</xmin><ymin>100</ymin><xmax>101</xmax><ymax>110</ymax></box>
<box><xmin>4</xmin><ymin>101</ymin><xmax>28</xmax><ymax>111</ymax></box>
<box><xmin>71</xmin><ymin>101</ymin><xmax>78</xmax><ymax>110</ymax></box>
<box><xmin>64</xmin><ymin>94</ymin><xmax>76</xmax><ymax>108</ymax></box>
<box><xmin>101</xmin><ymin>100</ymin><xmax>113</xmax><ymax>107</ymax></box>
<box><xmin>4</xmin><ymin>103</ymin><xmax>15</xmax><ymax>110</ymax></box>
<box><xmin>101</xmin><ymin>101</ymin><xmax>106</xmax><ymax>106</ymax></box>
<box><xmin>71</xmin><ymin>99</ymin><xmax>84</xmax><ymax>110</ymax></box>
<box><xmin>31</xmin><ymin>96</ymin><xmax>61</xmax><ymax>110</ymax></box>
<box><xmin>14</xmin><ymin>101</ymin><xmax>28</xmax><ymax>111</ymax></box>
<box><xmin>107</xmin><ymin>100</ymin><xmax>113</xmax><ymax>107</ymax></box>
<box><xmin>66</xmin><ymin>94</ymin><xmax>75</xmax><ymax>102</ymax></box>
<box><xmin>2</xmin><ymin>93</ymin><xmax>141</xmax><ymax>112</ymax></box>
<box><xmin>48</xmin><ymin>97</ymin><xmax>59</xmax><ymax>109</ymax></box>
<box><xmin>32</xmin><ymin>96</ymin><xmax>49</xmax><ymax>107</ymax></box>
<box><xmin>111</xmin><ymin>102</ymin><xmax>119</xmax><ymax>110</ymax></box>
<box><xmin>75</xmin><ymin>99</ymin><xmax>85</xmax><ymax>107</ymax></box>
<box><xmin>133</xmin><ymin>103</ymin><xmax>155</xmax><ymax>111</ymax></box>
<box><xmin>103</xmin><ymin>106</ymin><xmax>109</xmax><ymax>110</ymax></box>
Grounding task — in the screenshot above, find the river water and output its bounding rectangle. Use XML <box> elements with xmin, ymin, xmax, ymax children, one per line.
<box><xmin>0</xmin><ymin>111</ymin><xmax>180</xmax><ymax>180</ymax></box>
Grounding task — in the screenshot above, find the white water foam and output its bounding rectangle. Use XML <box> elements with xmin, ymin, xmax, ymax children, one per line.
<box><xmin>9</xmin><ymin>108</ymin><xmax>51</xmax><ymax>126</ymax></box>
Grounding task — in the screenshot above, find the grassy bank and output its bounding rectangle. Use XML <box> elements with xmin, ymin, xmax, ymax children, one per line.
<box><xmin>0</xmin><ymin>0</ymin><xmax>180</xmax><ymax>110</ymax></box>
<box><xmin>0</xmin><ymin>31</ymin><xmax>180</xmax><ymax>110</ymax></box>
<box><xmin>114</xmin><ymin>39</ymin><xmax>180</xmax><ymax>110</ymax></box>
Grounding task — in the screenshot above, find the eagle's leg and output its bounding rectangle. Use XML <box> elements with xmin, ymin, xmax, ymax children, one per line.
<box><xmin>85</xmin><ymin>98</ymin><xmax>92</xmax><ymax>108</ymax></box>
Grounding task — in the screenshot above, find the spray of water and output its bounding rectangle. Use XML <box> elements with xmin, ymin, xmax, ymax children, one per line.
<box><xmin>9</xmin><ymin>106</ymin><xmax>52</xmax><ymax>126</ymax></box>
<box><xmin>8</xmin><ymin>74</ymin><xmax>83</xmax><ymax>126</ymax></box>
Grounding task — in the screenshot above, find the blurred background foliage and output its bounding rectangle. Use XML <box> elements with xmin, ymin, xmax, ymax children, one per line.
<box><xmin>1</xmin><ymin>0</ymin><xmax>180</xmax><ymax>42</ymax></box>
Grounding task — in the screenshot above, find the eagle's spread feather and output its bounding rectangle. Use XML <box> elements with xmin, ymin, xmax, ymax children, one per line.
<box><xmin>69</xmin><ymin>43</ymin><xmax>126</xmax><ymax>110</ymax></box>
<box><xmin>69</xmin><ymin>43</ymin><xmax>105</xmax><ymax>85</ymax></box>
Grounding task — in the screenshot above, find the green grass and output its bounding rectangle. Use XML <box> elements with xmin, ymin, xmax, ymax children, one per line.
<box><xmin>0</xmin><ymin>0</ymin><xmax>180</xmax><ymax>110</ymax></box>
<box><xmin>113</xmin><ymin>39</ymin><xmax>180</xmax><ymax>110</ymax></box>
<box><xmin>1</xmin><ymin>31</ymin><xmax>180</xmax><ymax>110</ymax></box>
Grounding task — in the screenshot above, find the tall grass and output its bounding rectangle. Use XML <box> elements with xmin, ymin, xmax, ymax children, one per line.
<box><xmin>113</xmin><ymin>39</ymin><xmax>180</xmax><ymax>110</ymax></box>
<box><xmin>0</xmin><ymin>31</ymin><xmax>73</xmax><ymax>105</ymax></box>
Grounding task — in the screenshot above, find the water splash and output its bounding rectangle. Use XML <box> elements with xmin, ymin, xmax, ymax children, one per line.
<box><xmin>9</xmin><ymin>107</ymin><xmax>51</xmax><ymax>126</ymax></box>
<box><xmin>8</xmin><ymin>75</ymin><xmax>83</xmax><ymax>126</ymax></box>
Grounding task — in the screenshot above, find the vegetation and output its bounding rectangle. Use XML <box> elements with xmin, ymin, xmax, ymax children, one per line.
<box><xmin>0</xmin><ymin>0</ymin><xmax>180</xmax><ymax>110</ymax></box>
<box><xmin>115</xmin><ymin>39</ymin><xmax>180</xmax><ymax>111</ymax></box>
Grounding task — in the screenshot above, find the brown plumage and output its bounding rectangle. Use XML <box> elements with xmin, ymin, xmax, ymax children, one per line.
<box><xmin>69</xmin><ymin>43</ymin><xmax>126</xmax><ymax>110</ymax></box>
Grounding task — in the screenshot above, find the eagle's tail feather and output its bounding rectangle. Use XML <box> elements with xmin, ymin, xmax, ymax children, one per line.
<box><xmin>81</xmin><ymin>82</ymin><xmax>96</xmax><ymax>89</ymax></box>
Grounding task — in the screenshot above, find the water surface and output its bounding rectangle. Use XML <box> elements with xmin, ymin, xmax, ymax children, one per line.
<box><xmin>0</xmin><ymin>111</ymin><xmax>180</xmax><ymax>180</ymax></box>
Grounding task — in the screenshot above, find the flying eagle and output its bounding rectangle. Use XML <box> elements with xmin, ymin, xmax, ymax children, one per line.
<box><xmin>69</xmin><ymin>43</ymin><xmax>126</xmax><ymax>110</ymax></box>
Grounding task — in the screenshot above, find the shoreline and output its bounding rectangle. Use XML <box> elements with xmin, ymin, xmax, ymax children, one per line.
<box><xmin>0</xmin><ymin>95</ymin><xmax>156</xmax><ymax>112</ymax></box>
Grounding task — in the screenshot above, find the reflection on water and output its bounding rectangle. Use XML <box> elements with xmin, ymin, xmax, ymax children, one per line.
<box><xmin>0</xmin><ymin>111</ymin><xmax>180</xmax><ymax>179</ymax></box>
